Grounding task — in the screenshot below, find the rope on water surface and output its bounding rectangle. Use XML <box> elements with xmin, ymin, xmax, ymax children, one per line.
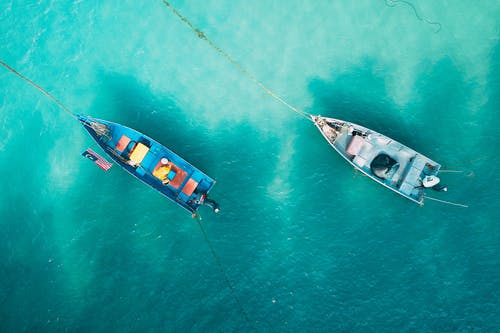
<box><xmin>439</xmin><ymin>169</ymin><xmax>475</xmax><ymax>178</ymax></box>
<box><xmin>439</xmin><ymin>170</ymin><xmax>464</xmax><ymax>173</ymax></box>
<box><xmin>162</xmin><ymin>0</ymin><xmax>313</xmax><ymax>122</ymax></box>
<box><xmin>424</xmin><ymin>195</ymin><xmax>469</xmax><ymax>208</ymax></box>
<box><xmin>195</xmin><ymin>216</ymin><xmax>257</xmax><ymax>332</ymax></box>
<box><xmin>0</xmin><ymin>60</ymin><xmax>77</xmax><ymax>120</ymax></box>
<box><xmin>385</xmin><ymin>0</ymin><xmax>442</xmax><ymax>33</ymax></box>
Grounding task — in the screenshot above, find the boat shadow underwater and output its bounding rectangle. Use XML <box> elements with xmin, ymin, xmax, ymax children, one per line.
<box><xmin>87</xmin><ymin>72</ymin><xmax>287</xmax><ymax>218</ymax></box>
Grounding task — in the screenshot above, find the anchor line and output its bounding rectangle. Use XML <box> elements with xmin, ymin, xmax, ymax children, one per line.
<box><xmin>424</xmin><ymin>195</ymin><xmax>468</xmax><ymax>208</ymax></box>
<box><xmin>162</xmin><ymin>0</ymin><xmax>312</xmax><ymax>122</ymax></box>
<box><xmin>0</xmin><ymin>61</ymin><xmax>76</xmax><ymax>120</ymax></box>
<box><xmin>384</xmin><ymin>0</ymin><xmax>442</xmax><ymax>33</ymax></box>
<box><xmin>195</xmin><ymin>217</ymin><xmax>256</xmax><ymax>331</ymax></box>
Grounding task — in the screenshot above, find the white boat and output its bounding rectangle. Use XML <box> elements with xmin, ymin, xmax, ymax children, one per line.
<box><xmin>312</xmin><ymin>115</ymin><xmax>448</xmax><ymax>205</ymax></box>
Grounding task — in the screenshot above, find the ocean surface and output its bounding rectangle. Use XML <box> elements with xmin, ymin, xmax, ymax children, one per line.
<box><xmin>1</xmin><ymin>1</ymin><xmax>499</xmax><ymax>332</ymax></box>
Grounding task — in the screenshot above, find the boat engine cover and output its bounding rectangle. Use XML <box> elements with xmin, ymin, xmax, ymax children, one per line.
<box><xmin>423</xmin><ymin>175</ymin><xmax>440</xmax><ymax>188</ymax></box>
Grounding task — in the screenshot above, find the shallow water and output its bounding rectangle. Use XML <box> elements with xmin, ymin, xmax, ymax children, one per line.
<box><xmin>1</xmin><ymin>1</ymin><xmax>499</xmax><ymax>332</ymax></box>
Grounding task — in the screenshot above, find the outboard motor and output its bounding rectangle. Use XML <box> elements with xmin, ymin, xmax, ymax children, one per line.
<box><xmin>432</xmin><ymin>184</ymin><xmax>448</xmax><ymax>192</ymax></box>
<box><xmin>422</xmin><ymin>176</ymin><xmax>440</xmax><ymax>188</ymax></box>
<box><xmin>422</xmin><ymin>175</ymin><xmax>448</xmax><ymax>192</ymax></box>
<box><xmin>192</xmin><ymin>193</ymin><xmax>220</xmax><ymax>213</ymax></box>
<box><xmin>203</xmin><ymin>197</ymin><xmax>220</xmax><ymax>213</ymax></box>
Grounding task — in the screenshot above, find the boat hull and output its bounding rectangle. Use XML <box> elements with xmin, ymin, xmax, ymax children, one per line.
<box><xmin>78</xmin><ymin>115</ymin><xmax>216</xmax><ymax>214</ymax></box>
<box><xmin>312</xmin><ymin>115</ymin><xmax>442</xmax><ymax>205</ymax></box>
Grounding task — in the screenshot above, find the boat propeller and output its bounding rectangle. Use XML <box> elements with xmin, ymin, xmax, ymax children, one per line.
<box><xmin>432</xmin><ymin>184</ymin><xmax>448</xmax><ymax>192</ymax></box>
<box><xmin>203</xmin><ymin>197</ymin><xmax>220</xmax><ymax>213</ymax></box>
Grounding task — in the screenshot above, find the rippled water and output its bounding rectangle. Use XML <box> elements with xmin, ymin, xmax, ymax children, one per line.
<box><xmin>1</xmin><ymin>1</ymin><xmax>499</xmax><ymax>332</ymax></box>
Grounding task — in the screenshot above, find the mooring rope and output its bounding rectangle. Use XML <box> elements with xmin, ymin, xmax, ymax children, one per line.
<box><xmin>424</xmin><ymin>195</ymin><xmax>468</xmax><ymax>208</ymax></box>
<box><xmin>385</xmin><ymin>0</ymin><xmax>442</xmax><ymax>33</ymax></box>
<box><xmin>195</xmin><ymin>217</ymin><xmax>256</xmax><ymax>331</ymax></box>
<box><xmin>0</xmin><ymin>60</ymin><xmax>77</xmax><ymax>120</ymax></box>
<box><xmin>162</xmin><ymin>0</ymin><xmax>312</xmax><ymax>122</ymax></box>
<box><xmin>440</xmin><ymin>169</ymin><xmax>475</xmax><ymax>178</ymax></box>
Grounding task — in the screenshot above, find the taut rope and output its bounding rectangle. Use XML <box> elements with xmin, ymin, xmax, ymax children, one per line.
<box><xmin>195</xmin><ymin>217</ymin><xmax>256</xmax><ymax>331</ymax></box>
<box><xmin>0</xmin><ymin>60</ymin><xmax>76</xmax><ymax>120</ymax></box>
<box><xmin>162</xmin><ymin>1</ymin><xmax>312</xmax><ymax>122</ymax></box>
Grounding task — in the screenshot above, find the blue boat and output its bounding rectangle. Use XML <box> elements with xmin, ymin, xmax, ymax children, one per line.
<box><xmin>78</xmin><ymin>115</ymin><xmax>219</xmax><ymax>215</ymax></box>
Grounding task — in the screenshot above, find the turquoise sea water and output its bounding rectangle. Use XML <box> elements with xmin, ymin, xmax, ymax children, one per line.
<box><xmin>1</xmin><ymin>1</ymin><xmax>499</xmax><ymax>331</ymax></box>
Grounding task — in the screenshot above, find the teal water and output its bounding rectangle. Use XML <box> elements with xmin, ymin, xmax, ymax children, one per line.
<box><xmin>1</xmin><ymin>1</ymin><xmax>499</xmax><ymax>331</ymax></box>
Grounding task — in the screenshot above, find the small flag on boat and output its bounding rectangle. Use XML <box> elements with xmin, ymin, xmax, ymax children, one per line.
<box><xmin>82</xmin><ymin>148</ymin><xmax>113</xmax><ymax>171</ymax></box>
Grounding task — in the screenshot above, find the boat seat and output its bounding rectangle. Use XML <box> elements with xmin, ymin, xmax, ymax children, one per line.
<box><xmin>399</xmin><ymin>156</ymin><xmax>426</xmax><ymax>194</ymax></box>
<box><xmin>358</xmin><ymin>140</ymin><xmax>373</xmax><ymax>158</ymax></box>
<box><xmin>346</xmin><ymin>135</ymin><xmax>364</xmax><ymax>156</ymax></box>
<box><xmin>115</xmin><ymin>135</ymin><xmax>131</xmax><ymax>153</ymax></box>
<box><xmin>169</xmin><ymin>165</ymin><xmax>187</xmax><ymax>189</ymax></box>
<box><xmin>129</xmin><ymin>142</ymin><xmax>149</xmax><ymax>166</ymax></box>
<box><xmin>353</xmin><ymin>155</ymin><xmax>367</xmax><ymax>167</ymax></box>
<box><xmin>181</xmin><ymin>178</ymin><xmax>199</xmax><ymax>197</ymax></box>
